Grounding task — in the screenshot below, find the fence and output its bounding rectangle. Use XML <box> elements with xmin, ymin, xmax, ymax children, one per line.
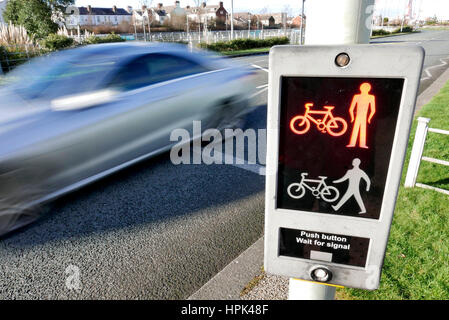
<box><xmin>405</xmin><ymin>117</ymin><xmax>449</xmax><ymax>195</ymax></box>
<box><xmin>71</xmin><ymin>28</ymin><xmax>301</xmax><ymax>46</ymax></box>
<box><xmin>1</xmin><ymin>28</ymin><xmax>298</xmax><ymax>74</ymax></box>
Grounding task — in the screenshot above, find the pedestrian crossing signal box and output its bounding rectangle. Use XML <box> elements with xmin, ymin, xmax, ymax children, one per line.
<box><xmin>264</xmin><ymin>45</ymin><xmax>424</xmax><ymax>290</ymax></box>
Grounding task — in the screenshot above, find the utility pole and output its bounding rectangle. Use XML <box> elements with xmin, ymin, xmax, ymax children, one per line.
<box><xmin>230</xmin><ymin>0</ymin><xmax>234</xmax><ymax>40</ymax></box>
<box><xmin>142</xmin><ymin>17</ymin><xmax>146</xmax><ymax>41</ymax></box>
<box><xmin>248</xmin><ymin>13</ymin><xmax>251</xmax><ymax>38</ymax></box>
<box><xmin>300</xmin><ymin>0</ymin><xmax>306</xmax><ymax>44</ymax></box>
<box><xmin>305</xmin><ymin>0</ymin><xmax>374</xmax><ymax>45</ymax></box>
<box><xmin>288</xmin><ymin>0</ymin><xmax>375</xmax><ymax>300</ymax></box>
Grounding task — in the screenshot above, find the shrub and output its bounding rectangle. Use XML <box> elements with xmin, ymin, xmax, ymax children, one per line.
<box><xmin>200</xmin><ymin>36</ymin><xmax>290</xmax><ymax>52</ymax></box>
<box><xmin>84</xmin><ymin>33</ymin><xmax>125</xmax><ymax>45</ymax></box>
<box><xmin>372</xmin><ymin>29</ymin><xmax>391</xmax><ymax>36</ymax></box>
<box><xmin>403</xmin><ymin>26</ymin><xmax>414</xmax><ymax>33</ymax></box>
<box><xmin>0</xmin><ymin>23</ymin><xmax>34</xmax><ymax>47</ymax></box>
<box><xmin>40</xmin><ymin>34</ymin><xmax>74</xmax><ymax>51</ymax></box>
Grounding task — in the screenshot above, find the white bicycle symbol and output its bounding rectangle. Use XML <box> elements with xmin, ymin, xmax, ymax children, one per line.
<box><xmin>287</xmin><ymin>173</ymin><xmax>340</xmax><ymax>203</ymax></box>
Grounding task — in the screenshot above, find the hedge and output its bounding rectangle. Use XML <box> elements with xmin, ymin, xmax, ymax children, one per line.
<box><xmin>84</xmin><ymin>33</ymin><xmax>126</xmax><ymax>44</ymax></box>
<box><xmin>199</xmin><ymin>36</ymin><xmax>290</xmax><ymax>52</ymax></box>
<box><xmin>40</xmin><ymin>34</ymin><xmax>74</xmax><ymax>51</ymax></box>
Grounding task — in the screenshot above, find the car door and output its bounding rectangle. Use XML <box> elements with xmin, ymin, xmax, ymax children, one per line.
<box><xmin>73</xmin><ymin>52</ymin><xmax>215</xmax><ymax>177</ymax></box>
<box><xmin>46</xmin><ymin>51</ymin><xmax>224</xmax><ymax>192</ymax></box>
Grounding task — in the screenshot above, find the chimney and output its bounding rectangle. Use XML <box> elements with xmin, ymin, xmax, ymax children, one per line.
<box><xmin>112</xmin><ymin>5</ymin><xmax>117</xmax><ymax>14</ymax></box>
<box><xmin>87</xmin><ymin>5</ymin><xmax>92</xmax><ymax>13</ymax></box>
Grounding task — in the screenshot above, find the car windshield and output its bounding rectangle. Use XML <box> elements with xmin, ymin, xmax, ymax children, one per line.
<box><xmin>3</xmin><ymin>50</ymin><xmax>119</xmax><ymax>100</ymax></box>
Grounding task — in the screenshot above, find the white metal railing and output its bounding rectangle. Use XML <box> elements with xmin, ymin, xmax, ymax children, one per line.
<box><xmin>69</xmin><ymin>28</ymin><xmax>300</xmax><ymax>45</ymax></box>
<box><xmin>405</xmin><ymin>117</ymin><xmax>449</xmax><ymax>195</ymax></box>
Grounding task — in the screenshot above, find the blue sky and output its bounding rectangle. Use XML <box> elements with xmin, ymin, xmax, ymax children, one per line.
<box><xmin>74</xmin><ymin>0</ymin><xmax>449</xmax><ymax>19</ymax></box>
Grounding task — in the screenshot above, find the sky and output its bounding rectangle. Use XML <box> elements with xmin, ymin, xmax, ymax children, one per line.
<box><xmin>74</xmin><ymin>0</ymin><xmax>449</xmax><ymax>20</ymax></box>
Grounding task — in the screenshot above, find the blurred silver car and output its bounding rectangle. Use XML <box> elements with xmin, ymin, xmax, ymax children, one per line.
<box><xmin>0</xmin><ymin>42</ymin><xmax>257</xmax><ymax>235</ymax></box>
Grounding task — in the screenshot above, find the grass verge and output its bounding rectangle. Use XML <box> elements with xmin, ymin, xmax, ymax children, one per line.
<box><xmin>338</xmin><ymin>80</ymin><xmax>449</xmax><ymax>300</ymax></box>
<box><xmin>370</xmin><ymin>31</ymin><xmax>419</xmax><ymax>39</ymax></box>
<box><xmin>221</xmin><ymin>47</ymin><xmax>271</xmax><ymax>56</ymax></box>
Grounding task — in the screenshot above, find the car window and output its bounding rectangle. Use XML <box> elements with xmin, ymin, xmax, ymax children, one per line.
<box><xmin>5</xmin><ymin>52</ymin><xmax>119</xmax><ymax>99</ymax></box>
<box><xmin>108</xmin><ymin>53</ymin><xmax>210</xmax><ymax>91</ymax></box>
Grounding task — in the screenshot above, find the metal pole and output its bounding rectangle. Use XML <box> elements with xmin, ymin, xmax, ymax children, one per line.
<box><xmin>300</xmin><ymin>0</ymin><xmax>305</xmax><ymax>44</ymax></box>
<box><xmin>305</xmin><ymin>0</ymin><xmax>374</xmax><ymax>45</ymax></box>
<box><xmin>289</xmin><ymin>279</ymin><xmax>336</xmax><ymax>300</ymax></box>
<box><xmin>230</xmin><ymin>0</ymin><xmax>234</xmax><ymax>40</ymax></box>
<box><xmin>248</xmin><ymin>13</ymin><xmax>251</xmax><ymax>38</ymax></box>
<box><xmin>289</xmin><ymin>0</ymin><xmax>374</xmax><ymax>300</ymax></box>
<box><xmin>404</xmin><ymin>117</ymin><xmax>430</xmax><ymax>188</ymax></box>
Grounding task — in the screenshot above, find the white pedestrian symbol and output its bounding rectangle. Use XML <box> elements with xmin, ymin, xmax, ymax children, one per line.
<box><xmin>332</xmin><ymin>158</ymin><xmax>370</xmax><ymax>214</ymax></box>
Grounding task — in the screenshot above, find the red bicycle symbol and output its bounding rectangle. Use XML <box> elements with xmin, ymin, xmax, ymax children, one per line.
<box><xmin>289</xmin><ymin>103</ymin><xmax>348</xmax><ymax>137</ymax></box>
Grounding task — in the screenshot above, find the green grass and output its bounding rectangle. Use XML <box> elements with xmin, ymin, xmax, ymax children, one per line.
<box><xmin>370</xmin><ymin>31</ymin><xmax>419</xmax><ymax>39</ymax></box>
<box><xmin>221</xmin><ymin>47</ymin><xmax>271</xmax><ymax>56</ymax></box>
<box><xmin>337</xmin><ymin>80</ymin><xmax>449</xmax><ymax>300</ymax></box>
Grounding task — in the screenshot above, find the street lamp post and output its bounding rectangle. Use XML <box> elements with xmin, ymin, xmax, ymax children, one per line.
<box><xmin>248</xmin><ymin>13</ymin><xmax>251</xmax><ymax>38</ymax></box>
<box><xmin>300</xmin><ymin>0</ymin><xmax>306</xmax><ymax>45</ymax></box>
<box><xmin>230</xmin><ymin>0</ymin><xmax>234</xmax><ymax>40</ymax></box>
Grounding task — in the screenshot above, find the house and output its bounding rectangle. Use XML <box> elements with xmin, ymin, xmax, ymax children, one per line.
<box><xmin>133</xmin><ymin>3</ymin><xmax>173</xmax><ymax>25</ymax></box>
<box><xmin>257</xmin><ymin>13</ymin><xmax>285</xmax><ymax>27</ymax></box>
<box><xmin>291</xmin><ymin>15</ymin><xmax>304</xmax><ymax>27</ymax></box>
<box><xmin>215</xmin><ymin>2</ymin><xmax>228</xmax><ymax>24</ymax></box>
<box><xmin>152</xmin><ymin>3</ymin><xmax>170</xmax><ymax>24</ymax></box>
<box><xmin>66</xmin><ymin>5</ymin><xmax>132</xmax><ymax>28</ymax></box>
<box><xmin>233</xmin><ymin>12</ymin><xmax>252</xmax><ymax>26</ymax></box>
<box><xmin>168</xmin><ymin>1</ymin><xmax>187</xmax><ymax>28</ymax></box>
<box><xmin>0</xmin><ymin>0</ymin><xmax>9</xmax><ymax>25</ymax></box>
<box><xmin>185</xmin><ymin>2</ymin><xmax>224</xmax><ymax>24</ymax></box>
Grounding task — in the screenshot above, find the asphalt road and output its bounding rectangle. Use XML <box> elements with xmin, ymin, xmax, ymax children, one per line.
<box><xmin>371</xmin><ymin>29</ymin><xmax>449</xmax><ymax>94</ymax></box>
<box><xmin>0</xmin><ymin>30</ymin><xmax>448</xmax><ymax>300</ymax></box>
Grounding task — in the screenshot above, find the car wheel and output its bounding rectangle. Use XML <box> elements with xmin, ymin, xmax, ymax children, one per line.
<box><xmin>0</xmin><ymin>165</ymin><xmax>51</xmax><ymax>237</ymax></box>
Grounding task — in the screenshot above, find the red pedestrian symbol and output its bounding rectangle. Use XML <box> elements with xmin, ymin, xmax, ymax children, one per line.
<box><xmin>347</xmin><ymin>83</ymin><xmax>376</xmax><ymax>149</ymax></box>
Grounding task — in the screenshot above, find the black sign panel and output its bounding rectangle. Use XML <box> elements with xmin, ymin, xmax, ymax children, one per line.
<box><xmin>279</xmin><ymin>228</ymin><xmax>370</xmax><ymax>267</ymax></box>
<box><xmin>277</xmin><ymin>77</ymin><xmax>404</xmax><ymax>219</ymax></box>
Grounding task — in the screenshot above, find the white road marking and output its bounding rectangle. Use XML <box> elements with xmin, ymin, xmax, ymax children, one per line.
<box><xmin>248</xmin><ymin>87</ymin><xmax>268</xmax><ymax>99</ymax></box>
<box><xmin>421</xmin><ymin>56</ymin><xmax>449</xmax><ymax>81</ymax></box>
<box><xmin>256</xmin><ymin>84</ymin><xmax>268</xmax><ymax>88</ymax></box>
<box><xmin>251</xmin><ymin>64</ymin><xmax>269</xmax><ymax>73</ymax></box>
<box><xmin>252</xmin><ymin>59</ymin><xmax>268</xmax><ymax>63</ymax></box>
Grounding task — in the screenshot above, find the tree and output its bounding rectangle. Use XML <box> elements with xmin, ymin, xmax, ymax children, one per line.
<box><xmin>2</xmin><ymin>0</ymin><xmax>69</xmax><ymax>39</ymax></box>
